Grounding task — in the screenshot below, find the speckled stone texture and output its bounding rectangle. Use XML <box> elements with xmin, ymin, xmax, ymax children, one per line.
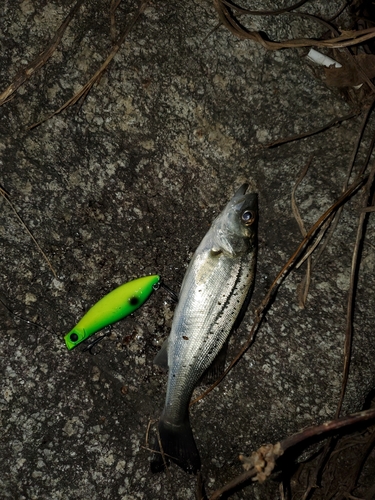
<box><xmin>1</xmin><ymin>1</ymin><xmax>374</xmax><ymax>499</ymax></box>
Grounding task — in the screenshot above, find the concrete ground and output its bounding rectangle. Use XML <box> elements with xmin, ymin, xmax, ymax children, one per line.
<box><xmin>1</xmin><ymin>1</ymin><xmax>375</xmax><ymax>498</ymax></box>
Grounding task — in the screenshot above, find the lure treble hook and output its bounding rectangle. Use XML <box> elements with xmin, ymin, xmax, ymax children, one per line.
<box><xmin>82</xmin><ymin>326</ymin><xmax>112</xmax><ymax>355</ymax></box>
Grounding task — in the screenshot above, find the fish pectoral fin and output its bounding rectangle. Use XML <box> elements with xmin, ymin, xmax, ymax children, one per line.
<box><xmin>150</xmin><ymin>417</ymin><xmax>201</xmax><ymax>475</ymax></box>
<box><xmin>153</xmin><ymin>337</ymin><xmax>169</xmax><ymax>371</ymax></box>
<box><xmin>199</xmin><ymin>338</ymin><xmax>228</xmax><ymax>385</ymax></box>
<box><xmin>210</xmin><ymin>247</ymin><xmax>222</xmax><ymax>256</ymax></box>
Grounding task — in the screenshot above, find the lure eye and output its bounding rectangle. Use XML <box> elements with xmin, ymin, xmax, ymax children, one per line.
<box><xmin>241</xmin><ymin>210</ymin><xmax>256</xmax><ymax>226</ymax></box>
<box><xmin>70</xmin><ymin>333</ymin><xmax>79</xmax><ymax>342</ymax></box>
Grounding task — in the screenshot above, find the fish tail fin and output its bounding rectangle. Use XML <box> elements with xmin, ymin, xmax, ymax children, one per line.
<box><xmin>150</xmin><ymin>417</ymin><xmax>201</xmax><ymax>474</ymax></box>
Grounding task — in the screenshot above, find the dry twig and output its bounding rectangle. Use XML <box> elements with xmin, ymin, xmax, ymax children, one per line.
<box><xmin>0</xmin><ymin>186</ymin><xmax>57</xmax><ymax>278</ymax></box>
<box><xmin>0</xmin><ymin>0</ymin><xmax>85</xmax><ymax>106</ymax></box>
<box><xmin>214</xmin><ymin>0</ymin><xmax>375</xmax><ymax>50</ymax></box>
<box><xmin>291</xmin><ymin>156</ymin><xmax>313</xmax><ymax>307</ymax></box>
<box><xmin>219</xmin><ymin>0</ymin><xmax>311</xmax><ymax>17</ymax></box>
<box><xmin>110</xmin><ymin>0</ymin><xmax>122</xmax><ymax>43</ymax></box>
<box><xmin>29</xmin><ymin>0</ymin><xmax>150</xmax><ymax>129</ymax></box>
<box><xmin>337</xmin><ymin>160</ymin><xmax>375</xmax><ymax>418</ymax></box>
<box><xmin>263</xmin><ymin>110</ymin><xmax>361</xmax><ymax>149</ymax></box>
<box><xmin>208</xmin><ymin>408</ymin><xmax>375</xmax><ymax>500</ymax></box>
<box><xmin>296</xmin><ymin>103</ymin><xmax>375</xmax><ymax>306</ymax></box>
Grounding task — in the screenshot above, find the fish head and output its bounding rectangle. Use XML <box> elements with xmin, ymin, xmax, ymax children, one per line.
<box><xmin>211</xmin><ymin>184</ymin><xmax>258</xmax><ymax>257</ymax></box>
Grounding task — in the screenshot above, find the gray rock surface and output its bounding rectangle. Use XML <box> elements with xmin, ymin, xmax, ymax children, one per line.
<box><xmin>1</xmin><ymin>1</ymin><xmax>374</xmax><ymax>498</ymax></box>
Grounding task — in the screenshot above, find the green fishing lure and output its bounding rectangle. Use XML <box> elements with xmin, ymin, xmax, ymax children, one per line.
<box><xmin>64</xmin><ymin>275</ymin><xmax>160</xmax><ymax>350</ymax></box>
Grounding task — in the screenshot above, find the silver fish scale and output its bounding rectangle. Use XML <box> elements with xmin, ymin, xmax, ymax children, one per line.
<box><xmin>163</xmin><ymin>247</ymin><xmax>256</xmax><ymax>424</ymax></box>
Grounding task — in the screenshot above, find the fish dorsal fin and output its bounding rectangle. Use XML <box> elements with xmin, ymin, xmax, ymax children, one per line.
<box><xmin>153</xmin><ymin>337</ymin><xmax>169</xmax><ymax>371</ymax></box>
<box><xmin>199</xmin><ymin>338</ymin><xmax>228</xmax><ymax>385</ymax></box>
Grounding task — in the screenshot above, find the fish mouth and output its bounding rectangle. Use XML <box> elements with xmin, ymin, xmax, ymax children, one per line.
<box><xmin>231</xmin><ymin>183</ymin><xmax>255</xmax><ymax>211</ymax></box>
<box><xmin>229</xmin><ymin>184</ymin><xmax>258</xmax><ymax>217</ymax></box>
<box><xmin>233</xmin><ymin>183</ymin><xmax>249</xmax><ymax>198</ymax></box>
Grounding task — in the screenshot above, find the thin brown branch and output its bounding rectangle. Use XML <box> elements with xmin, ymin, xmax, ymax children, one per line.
<box><xmin>333</xmin><ymin>110</ymin><xmax>375</xmax><ymax>418</ymax></box>
<box><xmin>29</xmin><ymin>0</ymin><xmax>149</xmax><ymax>129</ymax></box>
<box><xmin>191</xmin><ymin>173</ymin><xmax>367</xmax><ymax>406</ymax></box>
<box><xmin>208</xmin><ymin>408</ymin><xmax>375</xmax><ymax>500</ymax></box>
<box><xmin>263</xmin><ymin>110</ymin><xmax>360</xmax><ymax>148</ymax></box>
<box><xmin>300</xmin><ymin>126</ymin><xmax>375</xmax><ymax>499</ymax></box>
<box><xmin>290</xmin><ymin>10</ymin><xmax>342</xmax><ymax>35</ymax></box>
<box><xmin>337</xmin><ymin>161</ymin><xmax>375</xmax><ymax>418</ymax></box>
<box><xmin>220</xmin><ymin>0</ymin><xmax>311</xmax><ymax>16</ymax></box>
<box><xmin>110</xmin><ymin>0</ymin><xmax>122</xmax><ymax>43</ymax></box>
<box><xmin>214</xmin><ymin>0</ymin><xmax>375</xmax><ymax>49</ymax></box>
<box><xmin>297</xmin><ymin>244</ymin><xmax>312</xmax><ymax>307</ymax></box>
<box><xmin>281</xmin><ymin>408</ymin><xmax>375</xmax><ymax>453</ymax></box>
<box><xmin>0</xmin><ymin>186</ymin><xmax>57</xmax><ymax>278</ymax></box>
<box><xmin>304</xmin><ymin>15</ymin><xmax>375</xmax><ymax>91</ymax></box>
<box><xmin>291</xmin><ymin>156</ymin><xmax>313</xmax><ymax>307</ymax></box>
<box><xmin>305</xmin><ymin>103</ymin><xmax>375</xmax><ymax>270</ymax></box>
<box><xmin>209</xmin><ymin>468</ymin><xmax>257</xmax><ymax>500</ymax></box>
<box><xmin>295</xmin><ymin>216</ymin><xmax>333</xmax><ymax>269</ymax></box>
<box><xmin>292</xmin><ymin>157</ymin><xmax>312</xmax><ymax>236</ymax></box>
<box><xmin>0</xmin><ymin>0</ymin><xmax>85</xmax><ymax>107</ymax></box>
<box><xmin>325</xmin><ymin>2</ymin><xmax>350</xmax><ymax>23</ymax></box>
<box><xmin>290</xmin><ymin>10</ymin><xmax>375</xmax><ymax>94</ymax></box>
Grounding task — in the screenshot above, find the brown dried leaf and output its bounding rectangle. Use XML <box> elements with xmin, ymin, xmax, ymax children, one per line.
<box><xmin>325</xmin><ymin>54</ymin><xmax>375</xmax><ymax>87</ymax></box>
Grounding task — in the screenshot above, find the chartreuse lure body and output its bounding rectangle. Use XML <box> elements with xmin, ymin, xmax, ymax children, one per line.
<box><xmin>64</xmin><ymin>275</ymin><xmax>160</xmax><ymax>350</ymax></box>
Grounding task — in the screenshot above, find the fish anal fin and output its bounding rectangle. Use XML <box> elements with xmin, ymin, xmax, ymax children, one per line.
<box><xmin>153</xmin><ymin>337</ymin><xmax>169</xmax><ymax>371</ymax></box>
<box><xmin>199</xmin><ymin>338</ymin><xmax>228</xmax><ymax>385</ymax></box>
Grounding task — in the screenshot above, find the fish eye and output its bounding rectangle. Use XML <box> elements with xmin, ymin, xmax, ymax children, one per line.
<box><xmin>241</xmin><ymin>210</ymin><xmax>255</xmax><ymax>225</ymax></box>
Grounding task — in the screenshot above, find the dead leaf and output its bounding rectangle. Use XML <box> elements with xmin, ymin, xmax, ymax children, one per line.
<box><xmin>325</xmin><ymin>54</ymin><xmax>375</xmax><ymax>87</ymax></box>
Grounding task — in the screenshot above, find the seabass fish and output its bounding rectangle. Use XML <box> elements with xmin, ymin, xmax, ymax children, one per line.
<box><xmin>152</xmin><ymin>184</ymin><xmax>258</xmax><ymax>474</ymax></box>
